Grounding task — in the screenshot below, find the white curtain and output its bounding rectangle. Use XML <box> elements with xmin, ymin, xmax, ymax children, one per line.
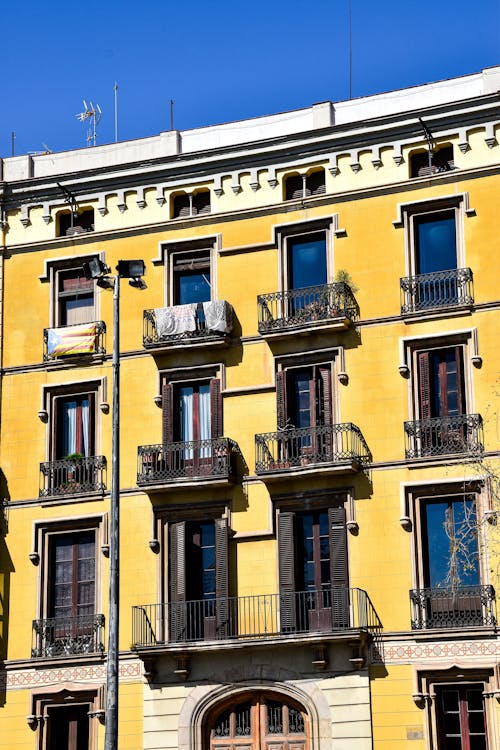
<box><xmin>180</xmin><ymin>387</ymin><xmax>194</xmax><ymax>459</ymax></box>
<box><xmin>199</xmin><ymin>385</ymin><xmax>211</xmax><ymax>457</ymax></box>
<box><xmin>62</xmin><ymin>400</ymin><xmax>77</xmax><ymax>456</ymax></box>
<box><xmin>81</xmin><ymin>398</ymin><xmax>89</xmax><ymax>456</ymax></box>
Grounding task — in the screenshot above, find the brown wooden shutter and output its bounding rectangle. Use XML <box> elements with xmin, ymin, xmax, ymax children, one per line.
<box><xmin>418</xmin><ymin>351</ymin><xmax>431</xmax><ymax>419</ymax></box>
<box><xmin>215</xmin><ymin>517</ymin><xmax>229</xmax><ymax>637</ymax></box>
<box><xmin>210</xmin><ymin>378</ymin><xmax>223</xmax><ymax>438</ymax></box>
<box><xmin>317</xmin><ymin>366</ymin><xmax>332</xmax><ymax>426</ymax></box>
<box><xmin>169</xmin><ymin>521</ymin><xmax>186</xmax><ymax>642</ymax></box>
<box><xmin>328</xmin><ymin>506</ymin><xmax>349</xmax><ymax>627</ymax></box>
<box><xmin>162</xmin><ymin>382</ymin><xmax>174</xmax><ymax>444</ymax></box>
<box><xmin>455</xmin><ymin>346</ymin><xmax>465</xmax><ymax>416</ymax></box>
<box><xmin>278</xmin><ymin>511</ymin><xmax>296</xmax><ymax>632</ymax></box>
<box><xmin>276</xmin><ymin>370</ymin><xmax>288</xmax><ymax>428</ymax></box>
<box><xmin>87</xmin><ymin>392</ymin><xmax>95</xmax><ymax>456</ymax></box>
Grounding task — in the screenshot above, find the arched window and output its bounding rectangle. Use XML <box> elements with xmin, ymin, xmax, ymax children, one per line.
<box><xmin>172</xmin><ymin>190</ymin><xmax>211</xmax><ymax>218</ymax></box>
<box><xmin>409</xmin><ymin>145</ymin><xmax>454</xmax><ymax>178</ymax></box>
<box><xmin>284</xmin><ymin>170</ymin><xmax>325</xmax><ymax>200</ymax></box>
<box><xmin>207</xmin><ymin>693</ymin><xmax>309</xmax><ymax>750</ymax></box>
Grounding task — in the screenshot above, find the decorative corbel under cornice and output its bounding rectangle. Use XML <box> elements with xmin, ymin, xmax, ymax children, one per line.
<box><xmin>231</xmin><ymin>173</ymin><xmax>242</xmax><ymax>195</ymax></box>
<box><xmin>484</xmin><ymin>122</ymin><xmax>497</xmax><ymax>149</ymax></box>
<box><xmin>249</xmin><ymin>169</ymin><xmax>259</xmax><ymax>191</ymax></box>
<box><xmin>267</xmin><ymin>166</ymin><xmax>278</xmax><ymax>189</ymax></box>
<box><xmin>393</xmin><ymin>143</ymin><xmax>403</xmax><ymax>166</ymax></box>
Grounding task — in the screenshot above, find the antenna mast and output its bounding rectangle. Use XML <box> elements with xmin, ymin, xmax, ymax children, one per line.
<box><xmin>76</xmin><ymin>100</ymin><xmax>102</xmax><ymax>147</ymax></box>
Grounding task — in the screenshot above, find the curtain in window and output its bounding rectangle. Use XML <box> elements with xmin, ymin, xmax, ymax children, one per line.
<box><xmin>61</xmin><ymin>398</ymin><xmax>90</xmax><ymax>457</ymax></box>
<box><xmin>62</xmin><ymin>400</ymin><xmax>77</xmax><ymax>457</ymax></box>
<box><xmin>199</xmin><ymin>385</ymin><xmax>211</xmax><ymax>457</ymax></box>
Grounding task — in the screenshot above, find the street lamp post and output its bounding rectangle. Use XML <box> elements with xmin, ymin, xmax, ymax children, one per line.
<box><xmin>83</xmin><ymin>258</ymin><xmax>146</xmax><ymax>750</ymax></box>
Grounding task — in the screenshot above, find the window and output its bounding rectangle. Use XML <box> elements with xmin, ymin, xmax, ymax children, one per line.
<box><xmin>284</xmin><ymin>169</ymin><xmax>326</xmax><ymax>200</ymax></box>
<box><xmin>410</xmin><ymin>145</ymin><xmax>454</xmax><ymax>178</ymax></box>
<box><xmin>208</xmin><ymin>693</ymin><xmax>308</xmax><ymax>750</ymax></box>
<box><xmin>163</xmin><ymin>378</ymin><xmax>222</xmax><ymax>444</ymax></box>
<box><xmin>399</xmin><ymin>197</ymin><xmax>474</xmax><ymax>314</ymax></box>
<box><xmin>409</xmin><ymin>488</ymin><xmax>494</xmax><ymax>629</ymax></box>
<box><xmin>171</xmin><ymin>248</ymin><xmax>211</xmax><ymax>305</ymax></box>
<box><xmin>275</xmin><ymin>364</ymin><xmax>333</xmax><ymax>462</ymax></box>
<box><xmin>32</xmin><ymin>521</ymin><xmax>104</xmax><ymax>658</ymax></box>
<box><xmin>56</xmin><ymin>268</ymin><xmax>95</xmax><ymax>326</ymax></box>
<box><xmin>278</xmin><ymin>505</ymin><xmax>348</xmax><ymax>632</ymax></box>
<box><xmin>53</xmin><ymin>393</ymin><xmax>95</xmax><ymax>459</ymax></box>
<box><xmin>39</xmin><ymin>384</ymin><xmax>105</xmax><ymax>498</ymax></box>
<box><xmin>417</xmin><ymin>346</ymin><xmax>465</xmax><ymax>421</ymax></box>
<box><xmin>46</xmin><ymin>704</ymin><xmax>90</xmax><ymax>750</ymax></box>
<box><xmin>287</xmin><ymin>232</ymin><xmax>327</xmax><ymax>291</ymax></box>
<box><xmin>435</xmin><ymin>684</ymin><xmax>488</xmax><ymax>750</ymax></box>
<box><xmin>29</xmin><ymin>685</ymin><xmax>104</xmax><ymax>750</ymax></box>
<box><xmin>57</xmin><ymin>208</ymin><xmax>94</xmax><ymax>237</ymax></box>
<box><xmin>172</xmin><ymin>190</ymin><xmax>211</xmax><ymax>219</ymax></box>
<box><xmin>169</xmin><ymin>516</ymin><xmax>228</xmax><ymax>641</ymax></box>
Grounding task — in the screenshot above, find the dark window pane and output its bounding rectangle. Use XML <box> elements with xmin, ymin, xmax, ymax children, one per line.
<box><xmin>415</xmin><ymin>212</ymin><xmax>457</xmax><ymax>274</ymax></box>
<box><xmin>178</xmin><ymin>271</ymin><xmax>211</xmax><ymax>305</ymax></box>
<box><xmin>424</xmin><ymin>502</ymin><xmax>450</xmax><ymax>587</ymax></box>
<box><xmin>289</xmin><ymin>234</ymin><xmax>327</xmax><ymax>289</ymax></box>
<box><xmin>466</xmin><ymin>689</ymin><xmax>484</xmax><ymax>711</ymax></box>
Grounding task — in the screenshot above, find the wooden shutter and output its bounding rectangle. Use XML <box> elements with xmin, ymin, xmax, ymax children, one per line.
<box><xmin>317</xmin><ymin>366</ymin><xmax>332</xmax><ymax>426</ymax></box>
<box><xmin>278</xmin><ymin>511</ymin><xmax>296</xmax><ymax>632</ymax></box>
<box><xmin>215</xmin><ymin>517</ymin><xmax>229</xmax><ymax>637</ymax></box>
<box><xmin>418</xmin><ymin>351</ymin><xmax>431</xmax><ymax>419</ymax></box>
<box><xmin>162</xmin><ymin>382</ymin><xmax>174</xmax><ymax>444</ymax></box>
<box><xmin>210</xmin><ymin>378</ymin><xmax>223</xmax><ymax>438</ymax></box>
<box><xmin>454</xmin><ymin>346</ymin><xmax>465</xmax><ymax>416</ymax></box>
<box><xmin>169</xmin><ymin>521</ymin><xmax>186</xmax><ymax>641</ymax></box>
<box><xmin>276</xmin><ymin>370</ymin><xmax>288</xmax><ymax>428</ymax></box>
<box><xmin>328</xmin><ymin>506</ymin><xmax>349</xmax><ymax>627</ymax></box>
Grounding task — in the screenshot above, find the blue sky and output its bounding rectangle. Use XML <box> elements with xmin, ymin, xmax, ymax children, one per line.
<box><xmin>2</xmin><ymin>0</ymin><xmax>499</xmax><ymax>158</ymax></box>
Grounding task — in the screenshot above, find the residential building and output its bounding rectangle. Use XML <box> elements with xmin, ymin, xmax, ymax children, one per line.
<box><xmin>0</xmin><ymin>65</ymin><xmax>500</xmax><ymax>750</ymax></box>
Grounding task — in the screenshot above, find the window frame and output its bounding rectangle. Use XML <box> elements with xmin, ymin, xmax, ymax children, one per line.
<box><xmin>273</xmin><ymin>217</ymin><xmax>337</xmax><ymax>295</ymax></box>
<box><xmin>396</xmin><ymin>195</ymin><xmax>468</xmax><ymax>279</ymax></box>
<box><xmin>283</xmin><ymin>168</ymin><xmax>326</xmax><ymax>201</ymax></box>
<box><xmin>171</xmin><ymin>189</ymin><xmax>211</xmax><ymax>220</ymax></box>
<box><xmin>41</xmin><ymin>254</ymin><xmax>101</xmax><ymax>328</ymax></box>
<box><xmin>162</xmin><ymin>237</ymin><xmax>217</xmax><ymax>306</ymax></box>
<box><xmin>29</xmin><ymin>684</ymin><xmax>104</xmax><ymax>750</ymax></box>
<box><xmin>42</xmin><ymin>381</ymin><xmax>102</xmax><ymax>461</ymax></box>
<box><xmin>56</xmin><ymin>207</ymin><xmax>95</xmax><ymax>238</ymax></box>
<box><xmin>31</xmin><ymin>515</ymin><xmax>106</xmax><ymax>623</ymax></box>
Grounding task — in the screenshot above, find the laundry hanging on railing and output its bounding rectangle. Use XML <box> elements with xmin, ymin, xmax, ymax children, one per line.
<box><xmin>154</xmin><ymin>304</ymin><xmax>197</xmax><ymax>337</ymax></box>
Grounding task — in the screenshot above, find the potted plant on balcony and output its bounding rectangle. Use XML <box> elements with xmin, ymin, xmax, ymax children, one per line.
<box><xmin>62</xmin><ymin>452</ymin><xmax>84</xmax><ymax>491</ymax></box>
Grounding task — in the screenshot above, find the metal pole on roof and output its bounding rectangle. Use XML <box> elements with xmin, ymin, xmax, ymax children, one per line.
<box><xmin>114</xmin><ymin>83</ymin><xmax>119</xmax><ymax>143</ymax></box>
<box><xmin>170</xmin><ymin>99</ymin><xmax>175</xmax><ymax>131</ymax></box>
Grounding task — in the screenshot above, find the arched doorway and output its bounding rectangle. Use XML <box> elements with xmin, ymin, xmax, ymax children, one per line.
<box><xmin>207</xmin><ymin>692</ymin><xmax>309</xmax><ymax>750</ymax></box>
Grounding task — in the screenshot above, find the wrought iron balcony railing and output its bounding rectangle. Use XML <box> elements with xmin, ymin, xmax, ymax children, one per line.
<box><xmin>39</xmin><ymin>456</ymin><xmax>107</xmax><ymax>498</ymax></box>
<box><xmin>410</xmin><ymin>586</ymin><xmax>495</xmax><ymax>630</ymax></box>
<box><xmin>32</xmin><ymin>613</ymin><xmax>105</xmax><ymax>658</ymax></box>
<box><xmin>404</xmin><ymin>414</ymin><xmax>483</xmax><ymax>459</ymax></box>
<box><xmin>137</xmin><ymin>438</ymin><xmax>238</xmax><ymax>487</ymax></box>
<box><xmin>257</xmin><ymin>282</ymin><xmax>358</xmax><ymax>335</ymax></box>
<box><xmin>43</xmin><ymin>321</ymin><xmax>106</xmax><ymax>361</ymax></box>
<box><xmin>143</xmin><ymin>300</ymin><xmax>233</xmax><ymax>348</ymax></box>
<box><xmin>132</xmin><ymin>587</ymin><xmax>381</xmax><ymax>648</ymax></box>
<box><xmin>255</xmin><ymin>423</ymin><xmax>371</xmax><ymax>474</ymax></box>
<box><xmin>400</xmin><ymin>268</ymin><xmax>473</xmax><ymax>314</ymax></box>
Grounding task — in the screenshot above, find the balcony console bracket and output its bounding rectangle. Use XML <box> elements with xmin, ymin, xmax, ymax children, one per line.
<box><xmin>174</xmin><ymin>654</ymin><xmax>191</xmax><ymax>681</ymax></box>
<box><xmin>142</xmin><ymin>657</ymin><xmax>157</xmax><ymax>683</ymax></box>
<box><xmin>311</xmin><ymin>643</ymin><xmax>328</xmax><ymax>670</ymax></box>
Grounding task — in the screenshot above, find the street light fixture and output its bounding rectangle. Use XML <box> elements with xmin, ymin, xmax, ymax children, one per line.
<box><xmin>83</xmin><ymin>258</ymin><xmax>146</xmax><ymax>750</ymax></box>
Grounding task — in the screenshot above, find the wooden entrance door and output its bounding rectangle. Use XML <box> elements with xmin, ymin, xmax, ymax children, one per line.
<box><xmin>209</xmin><ymin>695</ymin><xmax>309</xmax><ymax>750</ymax></box>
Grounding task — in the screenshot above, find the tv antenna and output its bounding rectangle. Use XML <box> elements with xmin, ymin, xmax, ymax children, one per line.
<box><xmin>76</xmin><ymin>100</ymin><xmax>102</xmax><ymax>147</ymax></box>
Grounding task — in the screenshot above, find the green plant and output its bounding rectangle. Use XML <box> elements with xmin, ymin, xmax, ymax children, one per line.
<box><xmin>64</xmin><ymin>452</ymin><xmax>84</xmax><ymax>462</ymax></box>
<box><xmin>334</xmin><ymin>269</ymin><xmax>358</xmax><ymax>294</ymax></box>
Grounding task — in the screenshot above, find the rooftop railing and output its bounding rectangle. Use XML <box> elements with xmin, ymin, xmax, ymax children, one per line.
<box><xmin>132</xmin><ymin>587</ymin><xmax>381</xmax><ymax>648</ymax></box>
<box><xmin>257</xmin><ymin>282</ymin><xmax>358</xmax><ymax>335</ymax></box>
<box><xmin>255</xmin><ymin>423</ymin><xmax>371</xmax><ymax>474</ymax></box>
<box><xmin>400</xmin><ymin>268</ymin><xmax>473</xmax><ymax>315</ymax></box>
<box><xmin>404</xmin><ymin>414</ymin><xmax>483</xmax><ymax>459</ymax></box>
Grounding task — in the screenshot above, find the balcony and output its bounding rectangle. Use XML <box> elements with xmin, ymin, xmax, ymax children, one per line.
<box><xmin>137</xmin><ymin>437</ymin><xmax>238</xmax><ymax>490</ymax></box>
<box><xmin>255</xmin><ymin>423</ymin><xmax>371</xmax><ymax>478</ymax></box>
<box><xmin>132</xmin><ymin>587</ymin><xmax>381</xmax><ymax>650</ymax></box>
<box><xmin>404</xmin><ymin>415</ymin><xmax>483</xmax><ymax>460</ymax></box>
<box><xmin>43</xmin><ymin>321</ymin><xmax>106</xmax><ymax>361</ymax></box>
<box><xmin>257</xmin><ymin>282</ymin><xmax>358</xmax><ymax>339</ymax></box>
<box><xmin>39</xmin><ymin>456</ymin><xmax>107</xmax><ymax>498</ymax></box>
<box><xmin>143</xmin><ymin>300</ymin><xmax>233</xmax><ymax>350</ymax></box>
<box><xmin>400</xmin><ymin>268</ymin><xmax>473</xmax><ymax>315</ymax></box>
<box><xmin>32</xmin><ymin>613</ymin><xmax>105</xmax><ymax>658</ymax></box>
<box><xmin>410</xmin><ymin>586</ymin><xmax>496</xmax><ymax>630</ymax></box>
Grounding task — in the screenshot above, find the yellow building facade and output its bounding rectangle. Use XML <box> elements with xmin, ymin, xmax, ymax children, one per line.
<box><xmin>1</xmin><ymin>66</ymin><xmax>500</xmax><ymax>749</ymax></box>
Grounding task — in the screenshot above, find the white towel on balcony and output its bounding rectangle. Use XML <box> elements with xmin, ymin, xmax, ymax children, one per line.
<box><xmin>202</xmin><ymin>300</ymin><xmax>233</xmax><ymax>333</ymax></box>
<box><xmin>154</xmin><ymin>304</ymin><xmax>197</xmax><ymax>336</ymax></box>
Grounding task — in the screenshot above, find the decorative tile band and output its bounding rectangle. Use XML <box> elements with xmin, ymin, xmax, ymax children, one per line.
<box><xmin>1</xmin><ymin>659</ymin><xmax>142</xmax><ymax>691</ymax></box>
<box><xmin>372</xmin><ymin>638</ymin><xmax>500</xmax><ymax>665</ymax></box>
